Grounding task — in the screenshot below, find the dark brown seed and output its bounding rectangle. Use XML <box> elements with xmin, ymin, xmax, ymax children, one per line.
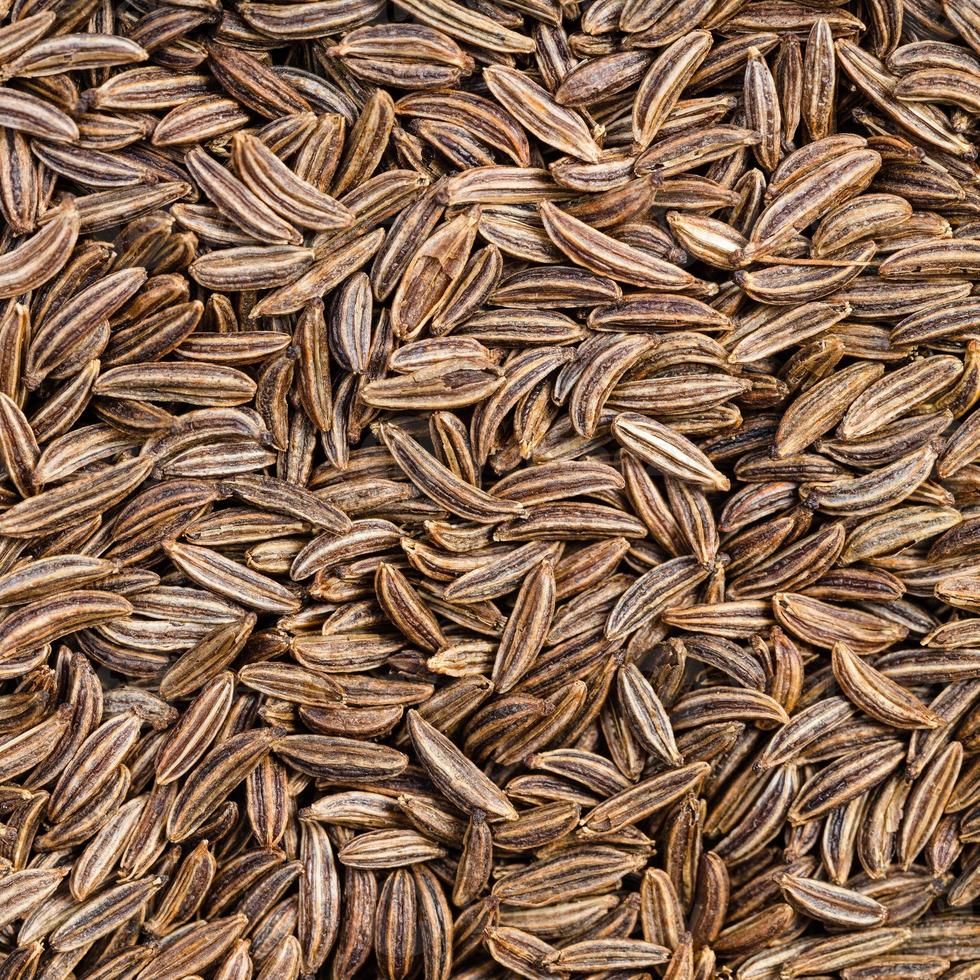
<box><xmin>0</xmin><ymin>4</ymin><xmax>973</xmax><ymax>977</ymax></box>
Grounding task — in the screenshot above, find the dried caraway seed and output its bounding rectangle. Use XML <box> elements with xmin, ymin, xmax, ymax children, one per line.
<box><xmin>0</xmin><ymin>1</ymin><xmax>975</xmax><ymax>976</ymax></box>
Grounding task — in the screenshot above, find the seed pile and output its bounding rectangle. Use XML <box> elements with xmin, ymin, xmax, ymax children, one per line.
<box><xmin>0</xmin><ymin>0</ymin><xmax>980</xmax><ymax>977</ymax></box>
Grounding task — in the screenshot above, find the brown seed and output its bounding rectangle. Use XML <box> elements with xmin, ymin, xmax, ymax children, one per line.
<box><xmin>0</xmin><ymin>2</ymin><xmax>975</xmax><ymax>975</ymax></box>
